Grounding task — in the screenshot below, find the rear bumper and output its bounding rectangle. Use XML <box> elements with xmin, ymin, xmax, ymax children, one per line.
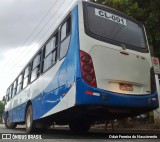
<box><xmin>76</xmin><ymin>79</ymin><xmax>159</xmax><ymax>109</ymax></box>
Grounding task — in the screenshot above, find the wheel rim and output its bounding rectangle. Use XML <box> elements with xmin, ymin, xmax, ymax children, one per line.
<box><xmin>26</xmin><ymin>109</ymin><xmax>31</xmax><ymax>128</ymax></box>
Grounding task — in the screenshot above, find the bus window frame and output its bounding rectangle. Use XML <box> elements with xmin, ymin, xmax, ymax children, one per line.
<box><xmin>16</xmin><ymin>73</ymin><xmax>24</xmax><ymax>94</ymax></box>
<box><xmin>12</xmin><ymin>80</ymin><xmax>17</xmax><ymax>98</ymax></box>
<box><xmin>59</xmin><ymin>14</ymin><xmax>72</xmax><ymax>61</ymax></box>
<box><xmin>22</xmin><ymin>65</ymin><xmax>31</xmax><ymax>89</ymax></box>
<box><xmin>30</xmin><ymin>51</ymin><xmax>42</xmax><ymax>83</ymax></box>
<box><xmin>42</xmin><ymin>31</ymin><xmax>58</xmax><ymax>74</ymax></box>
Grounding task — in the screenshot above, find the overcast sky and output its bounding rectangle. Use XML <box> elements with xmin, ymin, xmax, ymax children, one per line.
<box><xmin>0</xmin><ymin>0</ymin><xmax>65</xmax><ymax>99</ymax></box>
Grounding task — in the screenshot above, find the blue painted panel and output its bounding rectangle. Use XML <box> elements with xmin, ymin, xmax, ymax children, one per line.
<box><xmin>32</xmin><ymin>93</ymin><xmax>44</xmax><ymax>120</ymax></box>
<box><xmin>76</xmin><ymin>79</ymin><xmax>159</xmax><ymax>108</ymax></box>
<box><xmin>6</xmin><ymin>102</ymin><xmax>26</xmax><ymax>123</ymax></box>
<box><xmin>42</xmin><ymin>85</ymin><xmax>70</xmax><ymax>118</ymax></box>
<box><xmin>66</xmin><ymin>6</ymin><xmax>81</xmax><ymax>85</ymax></box>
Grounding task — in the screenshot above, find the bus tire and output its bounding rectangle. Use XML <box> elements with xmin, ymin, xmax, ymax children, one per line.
<box><xmin>25</xmin><ymin>105</ymin><xmax>35</xmax><ymax>133</ymax></box>
<box><xmin>4</xmin><ymin>113</ymin><xmax>17</xmax><ymax>129</ymax></box>
<box><xmin>69</xmin><ymin>119</ymin><xmax>91</xmax><ymax>132</ymax></box>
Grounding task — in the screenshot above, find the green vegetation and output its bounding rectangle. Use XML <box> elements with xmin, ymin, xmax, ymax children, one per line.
<box><xmin>0</xmin><ymin>101</ymin><xmax>4</xmax><ymax>115</ymax></box>
<box><xmin>91</xmin><ymin>0</ymin><xmax>160</xmax><ymax>57</ymax></box>
<box><xmin>0</xmin><ymin>101</ymin><xmax>4</xmax><ymax>123</ymax></box>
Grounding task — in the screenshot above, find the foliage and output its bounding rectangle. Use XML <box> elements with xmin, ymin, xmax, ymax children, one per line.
<box><xmin>90</xmin><ymin>0</ymin><xmax>160</xmax><ymax>55</ymax></box>
<box><xmin>0</xmin><ymin>101</ymin><xmax>4</xmax><ymax>115</ymax></box>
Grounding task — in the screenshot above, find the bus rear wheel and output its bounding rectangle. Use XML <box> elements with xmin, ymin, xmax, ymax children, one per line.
<box><xmin>69</xmin><ymin>119</ymin><xmax>91</xmax><ymax>132</ymax></box>
<box><xmin>25</xmin><ymin>105</ymin><xmax>35</xmax><ymax>133</ymax></box>
<box><xmin>4</xmin><ymin>113</ymin><xmax>17</xmax><ymax>129</ymax></box>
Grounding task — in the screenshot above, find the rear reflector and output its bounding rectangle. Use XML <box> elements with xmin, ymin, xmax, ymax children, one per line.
<box><xmin>85</xmin><ymin>91</ymin><xmax>100</xmax><ymax>96</ymax></box>
<box><xmin>86</xmin><ymin>91</ymin><xmax>93</xmax><ymax>95</ymax></box>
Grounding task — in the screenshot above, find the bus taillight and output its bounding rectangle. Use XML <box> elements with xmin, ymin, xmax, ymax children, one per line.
<box><xmin>150</xmin><ymin>67</ymin><xmax>156</xmax><ymax>93</ymax></box>
<box><xmin>80</xmin><ymin>50</ymin><xmax>97</xmax><ymax>87</ymax></box>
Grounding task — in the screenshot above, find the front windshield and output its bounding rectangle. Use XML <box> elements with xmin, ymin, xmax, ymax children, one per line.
<box><xmin>84</xmin><ymin>3</ymin><xmax>147</xmax><ymax>52</ymax></box>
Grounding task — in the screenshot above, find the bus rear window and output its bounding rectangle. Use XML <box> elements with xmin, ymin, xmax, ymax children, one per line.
<box><xmin>83</xmin><ymin>3</ymin><xmax>147</xmax><ymax>52</ymax></box>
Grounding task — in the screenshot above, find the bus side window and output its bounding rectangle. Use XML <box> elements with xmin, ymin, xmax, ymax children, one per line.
<box><xmin>12</xmin><ymin>80</ymin><xmax>17</xmax><ymax>97</ymax></box>
<box><xmin>17</xmin><ymin>74</ymin><xmax>23</xmax><ymax>94</ymax></box>
<box><xmin>31</xmin><ymin>53</ymin><xmax>41</xmax><ymax>82</ymax></box>
<box><xmin>23</xmin><ymin>66</ymin><xmax>30</xmax><ymax>88</ymax></box>
<box><xmin>42</xmin><ymin>32</ymin><xmax>58</xmax><ymax>72</ymax></box>
<box><xmin>59</xmin><ymin>16</ymin><xmax>71</xmax><ymax>60</ymax></box>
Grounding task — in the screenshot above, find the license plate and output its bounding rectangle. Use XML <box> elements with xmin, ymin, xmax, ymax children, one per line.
<box><xmin>119</xmin><ymin>83</ymin><xmax>133</xmax><ymax>91</ymax></box>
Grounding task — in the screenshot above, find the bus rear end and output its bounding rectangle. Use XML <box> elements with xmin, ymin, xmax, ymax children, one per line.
<box><xmin>75</xmin><ymin>1</ymin><xmax>159</xmax><ymax>118</ymax></box>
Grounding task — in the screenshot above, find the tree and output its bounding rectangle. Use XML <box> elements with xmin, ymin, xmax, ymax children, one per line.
<box><xmin>91</xmin><ymin>0</ymin><xmax>160</xmax><ymax>57</ymax></box>
<box><xmin>0</xmin><ymin>101</ymin><xmax>4</xmax><ymax>115</ymax></box>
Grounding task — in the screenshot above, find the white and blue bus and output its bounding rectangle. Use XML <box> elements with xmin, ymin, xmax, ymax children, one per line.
<box><xmin>3</xmin><ymin>0</ymin><xmax>159</xmax><ymax>133</ymax></box>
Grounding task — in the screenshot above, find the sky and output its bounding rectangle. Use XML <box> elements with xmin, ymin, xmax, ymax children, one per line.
<box><xmin>0</xmin><ymin>0</ymin><xmax>65</xmax><ymax>99</ymax></box>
